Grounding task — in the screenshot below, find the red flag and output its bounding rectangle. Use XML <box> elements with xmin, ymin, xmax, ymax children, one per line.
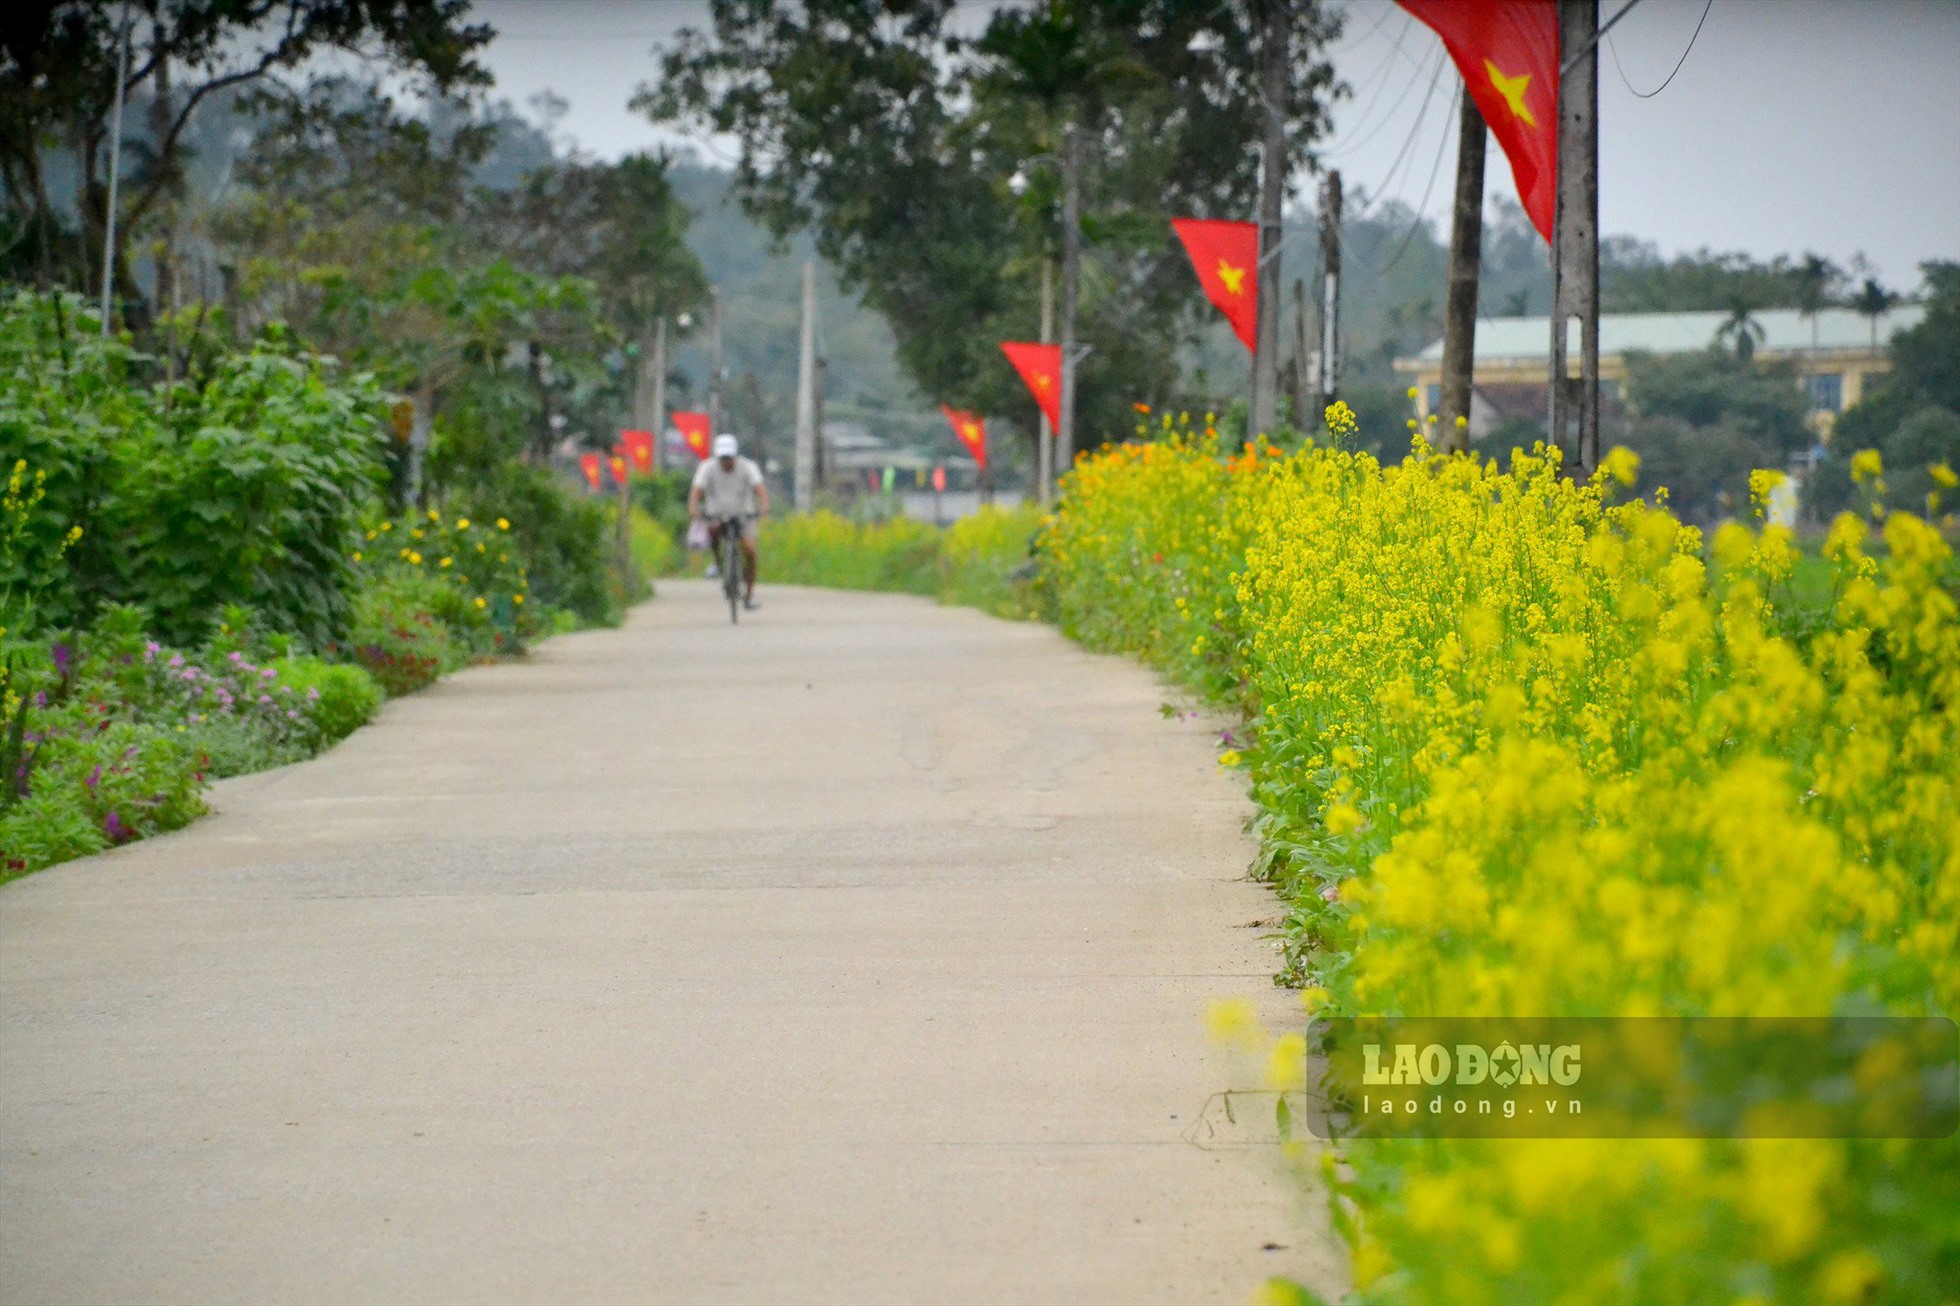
<box><xmin>1000</xmin><ymin>342</ymin><xmax>1062</xmax><ymax>432</ymax></box>
<box><xmin>939</xmin><ymin>405</ymin><xmax>988</xmax><ymax>472</ymax></box>
<box><xmin>1398</xmin><ymin>0</ymin><xmax>1559</xmax><ymax>243</ymax></box>
<box><xmin>1171</xmin><ymin>219</ymin><xmax>1260</xmax><ymax>352</ymax></box>
<box><xmin>608</xmin><ymin>453</ymin><xmax>629</xmax><ymax>486</ymax></box>
<box><xmin>578</xmin><ymin>452</ymin><xmax>603</xmax><ymax>490</ymax></box>
<box><xmin>673</xmin><ymin>411</ymin><xmax>712</xmax><ymax>461</ymax></box>
<box><xmin>621</xmin><ymin>429</ymin><xmax>654</xmax><ymax>474</ymax></box>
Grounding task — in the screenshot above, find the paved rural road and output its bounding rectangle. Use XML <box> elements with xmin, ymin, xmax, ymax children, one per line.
<box><xmin>0</xmin><ymin>582</ymin><xmax>1342</xmax><ymax>1305</ymax></box>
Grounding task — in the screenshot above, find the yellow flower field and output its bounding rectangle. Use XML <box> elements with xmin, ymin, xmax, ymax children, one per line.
<box><xmin>1043</xmin><ymin>411</ymin><xmax>1959</xmax><ymax>1304</ymax></box>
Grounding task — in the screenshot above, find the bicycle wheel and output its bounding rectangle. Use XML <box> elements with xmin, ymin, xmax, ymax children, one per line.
<box><xmin>722</xmin><ymin>527</ymin><xmax>741</xmax><ymax>623</ymax></box>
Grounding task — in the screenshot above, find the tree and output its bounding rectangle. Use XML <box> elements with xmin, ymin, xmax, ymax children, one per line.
<box><xmin>1851</xmin><ymin>276</ymin><xmax>1900</xmax><ymax>353</ymax></box>
<box><xmin>1619</xmin><ymin>346</ymin><xmax>1809</xmax><ymax>524</ymax></box>
<box><xmin>0</xmin><ymin>0</ymin><xmax>491</xmax><ymax>322</ymax></box>
<box><xmin>1792</xmin><ymin>252</ymin><xmax>1841</xmax><ymax>364</ymax></box>
<box><xmin>637</xmin><ymin>0</ymin><xmax>1343</xmax><ymax>451</ymax></box>
<box><xmin>1714</xmin><ymin>293</ymin><xmax>1765</xmax><ymax>363</ymax></box>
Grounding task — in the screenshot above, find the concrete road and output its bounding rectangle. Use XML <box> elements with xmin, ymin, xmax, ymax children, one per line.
<box><xmin>0</xmin><ymin>582</ymin><xmax>1343</xmax><ymax>1305</ymax></box>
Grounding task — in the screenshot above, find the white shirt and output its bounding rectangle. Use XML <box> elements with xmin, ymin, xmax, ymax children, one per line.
<box><xmin>692</xmin><ymin>456</ymin><xmax>764</xmax><ymax>518</ymax></box>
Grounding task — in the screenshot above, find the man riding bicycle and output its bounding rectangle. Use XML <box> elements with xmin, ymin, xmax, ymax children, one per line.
<box><xmin>689</xmin><ymin>434</ymin><xmax>769</xmax><ymax>610</ymax></box>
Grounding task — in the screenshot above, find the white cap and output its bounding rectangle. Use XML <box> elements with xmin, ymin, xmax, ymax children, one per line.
<box><xmin>712</xmin><ymin>434</ymin><xmax>739</xmax><ymax>458</ymax></box>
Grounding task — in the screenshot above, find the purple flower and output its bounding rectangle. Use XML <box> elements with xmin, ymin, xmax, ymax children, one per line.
<box><xmin>306</xmin><ymin>688</ymin><xmax>321</xmax><ymax>701</ymax></box>
<box><xmin>123</xmin><ymin>744</ymin><xmax>137</xmax><ymax>760</ymax></box>
<box><xmin>261</xmin><ymin>668</ymin><xmax>277</xmax><ymax>680</ymax></box>
<box><xmin>51</xmin><ymin>643</ymin><xmax>70</xmax><ymax>677</ymax></box>
<box><xmin>168</xmin><ymin>653</ymin><xmax>184</xmax><ymax>669</ymax></box>
<box><xmin>102</xmin><ymin>810</ymin><xmax>131</xmax><ymax>843</ymax></box>
<box><xmin>285</xmin><ymin>709</ymin><xmax>299</xmax><ymax>720</ymax></box>
<box><xmin>83</xmin><ymin>764</ymin><xmax>101</xmax><ymax>791</ymax></box>
<box><xmin>228</xmin><ymin>651</ymin><xmax>242</xmax><ymax>663</ymax></box>
<box><xmin>33</xmin><ymin>691</ymin><xmax>46</xmax><ymax>708</ymax></box>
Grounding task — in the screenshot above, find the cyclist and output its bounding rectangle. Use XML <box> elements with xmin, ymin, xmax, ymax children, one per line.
<box><xmin>688</xmin><ymin>433</ymin><xmax>769</xmax><ymax>609</ymax></box>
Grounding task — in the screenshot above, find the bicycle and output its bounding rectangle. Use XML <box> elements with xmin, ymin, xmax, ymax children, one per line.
<box><xmin>710</xmin><ymin>513</ymin><xmax>753</xmax><ymax>624</ymax></box>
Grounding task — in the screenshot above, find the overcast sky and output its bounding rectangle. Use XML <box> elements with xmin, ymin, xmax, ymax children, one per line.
<box><xmin>472</xmin><ymin>0</ymin><xmax>1960</xmax><ymax>289</ymax></box>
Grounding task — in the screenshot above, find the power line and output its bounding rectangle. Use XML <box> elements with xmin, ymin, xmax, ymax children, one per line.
<box><xmin>1607</xmin><ymin>0</ymin><xmax>1714</xmax><ymax>98</ymax></box>
<box><xmin>1345</xmin><ymin>48</ymin><xmax>1447</xmax><ymax>223</ymax></box>
<box><xmin>1379</xmin><ymin>83</ymin><xmax>1459</xmax><ymax>272</ymax></box>
<box><xmin>1322</xmin><ymin>37</ymin><xmax>1441</xmax><ymax>161</ymax></box>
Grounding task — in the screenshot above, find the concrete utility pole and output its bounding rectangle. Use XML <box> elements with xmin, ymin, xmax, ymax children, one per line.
<box><xmin>812</xmin><ymin>356</ymin><xmax>828</xmax><ymax>492</ymax></box>
<box><xmin>1250</xmin><ymin>0</ymin><xmax>1289</xmax><ymax>438</ymax></box>
<box><xmin>707</xmin><ymin>287</ymin><xmax>725</xmax><ymax>438</ymax></box>
<box><xmin>99</xmin><ymin>2</ymin><xmax>132</xmax><ymax>335</ymax></box>
<box><xmin>794</xmin><ymin>260</ymin><xmax>818</xmax><ymax>512</ymax></box>
<box><xmin>1057</xmin><ymin>122</ymin><xmax>1082</xmax><ymax>493</ymax></box>
<box><xmin>1550</xmin><ymin>0</ymin><xmax>1601</xmax><ymax>476</ymax></box>
<box><xmin>1316</xmin><ymin>169</ymin><xmax>1343</xmax><ymax>423</ymax></box>
<box><xmin>648</xmin><ymin>316</ymin><xmax>668</xmax><ymax>474</ymax></box>
<box><xmin>1291</xmin><ymin>277</ymin><xmax>1312</xmax><ymax>419</ymax></box>
<box><xmin>1438</xmin><ymin>88</ymin><xmax>1487</xmax><ymax>454</ymax></box>
<box><xmin>1038</xmin><ymin>258</ymin><xmax>1055</xmax><ymax>507</ymax></box>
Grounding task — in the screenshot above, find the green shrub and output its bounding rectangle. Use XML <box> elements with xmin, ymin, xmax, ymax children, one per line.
<box><xmin>267</xmin><ymin>656</ymin><xmax>383</xmax><ymax>744</ymax></box>
<box><xmin>0</xmin><ymin>712</ymin><xmax>205</xmax><ymax>877</ymax></box>
<box><xmin>342</xmin><ymin>573</ymin><xmax>462</xmax><ymax>696</ymax></box>
<box><xmin>454</xmin><ymin>462</ymin><xmax>616</xmax><ymax>626</ymax></box>
<box><xmin>0</xmin><ymin>291</ymin><xmax>387</xmax><ymax>645</ymax></box>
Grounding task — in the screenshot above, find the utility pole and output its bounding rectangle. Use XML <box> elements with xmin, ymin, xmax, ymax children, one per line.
<box><xmin>1057</xmin><ymin>122</ymin><xmax>1082</xmax><ymax>494</ymax></box>
<box><xmin>707</xmin><ymin>287</ymin><xmax>724</xmax><ymax>439</ymax></box>
<box><xmin>1291</xmin><ymin>277</ymin><xmax>1312</xmax><ymax>420</ymax></box>
<box><xmin>1550</xmin><ymin>0</ymin><xmax>1600</xmax><ymax>476</ymax></box>
<box><xmin>812</xmin><ymin>356</ymin><xmax>828</xmax><ymax>493</ymax></box>
<box><xmin>99</xmin><ymin>2</ymin><xmax>132</xmax><ymax>335</ymax></box>
<box><xmin>794</xmin><ymin>260</ymin><xmax>818</xmax><ymax>512</ymax></box>
<box><xmin>648</xmin><ymin>316</ymin><xmax>668</xmax><ymax>474</ymax></box>
<box><xmin>1316</xmin><ymin>169</ymin><xmax>1343</xmax><ymax>423</ymax></box>
<box><xmin>1037</xmin><ymin>258</ymin><xmax>1055</xmax><ymax>507</ymax></box>
<box><xmin>1250</xmin><ymin>0</ymin><xmax>1289</xmax><ymax>438</ymax></box>
<box><xmin>1438</xmin><ymin>88</ymin><xmax>1487</xmax><ymax>454</ymax></box>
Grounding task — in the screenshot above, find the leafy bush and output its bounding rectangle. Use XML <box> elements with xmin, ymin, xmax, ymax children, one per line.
<box><xmin>1043</xmin><ymin>411</ymin><xmax>1960</xmax><ymax>1304</ymax></box>
<box><xmin>267</xmin><ymin>656</ymin><xmax>383</xmax><ymax>744</ymax></box>
<box><xmin>0</xmin><ymin>291</ymin><xmax>387</xmax><ymax>645</ymax></box>
<box><xmin>0</xmin><ymin>710</ymin><xmax>206</xmax><ymax>879</ymax></box>
<box><xmin>342</xmin><ymin>573</ymin><xmax>462</xmax><ymax>696</ymax></box>
<box><xmin>356</xmin><ymin>507</ymin><xmax>530</xmax><ymax>656</ymax></box>
<box><xmin>454</xmin><ymin>461</ymin><xmax>615</xmax><ymax>625</ymax></box>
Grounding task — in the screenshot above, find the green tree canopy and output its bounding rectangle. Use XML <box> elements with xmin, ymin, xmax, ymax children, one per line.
<box><xmin>637</xmin><ymin>0</ymin><xmax>1343</xmax><ymax>450</ymax></box>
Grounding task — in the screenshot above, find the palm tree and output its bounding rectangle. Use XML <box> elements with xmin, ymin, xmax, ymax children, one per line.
<box><xmin>1793</xmin><ymin>253</ymin><xmax>1840</xmax><ymax>361</ymax></box>
<box><xmin>1852</xmin><ymin>277</ymin><xmax>1901</xmax><ymax>353</ymax></box>
<box><xmin>1716</xmin><ymin>294</ymin><xmax>1765</xmax><ymax>364</ymax></box>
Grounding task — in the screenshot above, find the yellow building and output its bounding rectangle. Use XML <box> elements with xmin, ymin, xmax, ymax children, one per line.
<box><xmin>1394</xmin><ymin>305</ymin><xmax>1924</xmax><ymax>441</ymax></box>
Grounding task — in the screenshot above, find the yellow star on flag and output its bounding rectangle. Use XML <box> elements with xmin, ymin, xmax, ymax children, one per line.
<box><xmin>1485</xmin><ymin>59</ymin><xmax>1536</xmax><ymax>129</ymax></box>
<box><xmin>1216</xmin><ymin>260</ymin><xmax>1247</xmax><ymax>297</ymax></box>
<box><xmin>963</xmin><ymin>422</ymin><xmax>981</xmax><ymax>439</ymax></box>
<box><xmin>1034</xmin><ymin>374</ymin><xmax>1052</xmax><ymax>392</ymax></box>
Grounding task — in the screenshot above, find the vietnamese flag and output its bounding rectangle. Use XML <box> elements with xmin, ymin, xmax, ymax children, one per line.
<box><xmin>578</xmin><ymin>452</ymin><xmax>603</xmax><ymax>490</ymax></box>
<box><xmin>1398</xmin><ymin>0</ymin><xmax>1559</xmax><ymax>243</ymax></box>
<box><xmin>621</xmin><ymin>429</ymin><xmax>654</xmax><ymax>474</ymax></box>
<box><xmin>1171</xmin><ymin>219</ymin><xmax>1259</xmax><ymax>352</ymax></box>
<box><xmin>1000</xmin><ymin>342</ymin><xmax>1062</xmax><ymax>432</ymax></box>
<box><xmin>940</xmin><ymin>406</ymin><xmax>988</xmax><ymax>472</ymax></box>
<box><xmin>673</xmin><ymin>410</ymin><xmax>712</xmax><ymax>461</ymax></box>
<box><xmin>608</xmin><ymin>453</ymin><xmax>629</xmax><ymax>486</ymax></box>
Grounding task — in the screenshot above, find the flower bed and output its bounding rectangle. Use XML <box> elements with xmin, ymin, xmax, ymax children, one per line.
<box><xmin>1044</xmin><ymin>410</ymin><xmax>1959</xmax><ymax>1304</ymax></box>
